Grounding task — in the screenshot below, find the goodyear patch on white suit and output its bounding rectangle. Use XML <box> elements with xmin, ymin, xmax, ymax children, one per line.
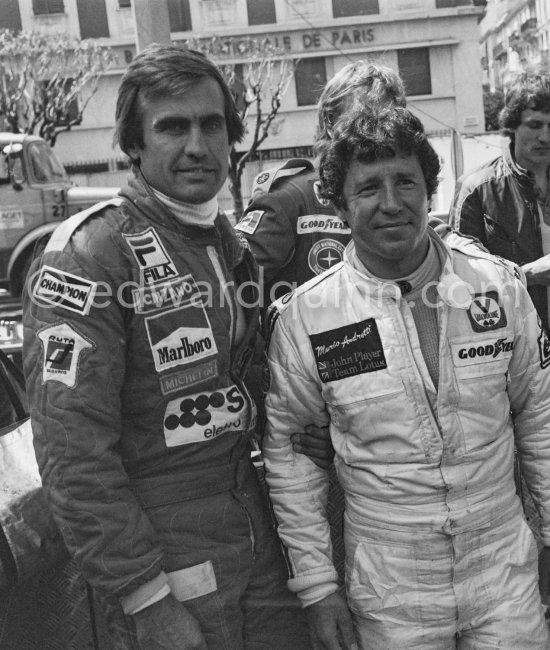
<box><xmin>145</xmin><ymin>304</ymin><xmax>217</xmax><ymax>373</ymax></box>
<box><xmin>163</xmin><ymin>384</ymin><xmax>248</xmax><ymax>447</ymax></box>
<box><xmin>308</xmin><ymin>239</ymin><xmax>345</xmax><ymax>275</ymax></box>
<box><xmin>38</xmin><ymin>322</ymin><xmax>94</xmax><ymax>388</ymax></box>
<box><xmin>235</xmin><ymin>210</ymin><xmax>264</xmax><ymax>235</ymax></box>
<box><xmin>33</xmin><ymin>266</ymin><xmax>97</xmax><ymax>315</ymax></box>
<box><xmin>451</xmin><ymin>336</ymin><xmax>514</xmax><ymax>367</ymax></box>
<box><xmin>123</xmin><ymin>227</ymin><xmax>178</xmax><ymax>285</ymax></box>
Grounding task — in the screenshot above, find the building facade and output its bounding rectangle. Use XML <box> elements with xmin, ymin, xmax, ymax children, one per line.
<box><xmin>0</xmin><ymin>0</ymin><xmax>491</xmax><ymax>210</ymax></box>
<box><xmin>480</xmin><ymin>0</ymin><xmax>550</xmax><ymax>90</ymax></box>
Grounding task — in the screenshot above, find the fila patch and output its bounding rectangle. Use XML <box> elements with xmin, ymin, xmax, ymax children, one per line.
<box><xmin>38</xmin><ymin>322</ymin><xmax>94</xmax><ymax>388</ymax></box>
<box><xmin>145</xmin><ymin>305</ymin><xmax>218</xmax><ymax>373</ymax></box>
<box><xmin>235</xmin><ymin>210</ymin><xmax>264</xmax><ymax>235</ymax></box>
<box><xmin>33</xmin><ymin>266</ymin><xmax>97</xmax><ymax>315</ymax></box>
<box><xmin>539</xmin><ymin>328</ymin><xmax>550</xmax><ymax>369</ymax></box>
<box><xmin>308</xmin><ymin>239</ymin><xmax>345</xmax><ymax>275</ymax></box>
<box><xmin>163</xmin><ymin>384</ymin><xmax>248</xmax><ymax>447</ymax></box>
<box><xmin>123</xmin><ymin>228</ymin><xmax>178</xmax><ymax>285</ymax></box>
<box><xmin>309</xmin><ymin>319</ymin><xmax>387</xmax><ymax>383</ymax></box>
<box><xmin>467</xmin><ymin>292</ymin><xmax>507</xmax><ymax>332</ymax></box>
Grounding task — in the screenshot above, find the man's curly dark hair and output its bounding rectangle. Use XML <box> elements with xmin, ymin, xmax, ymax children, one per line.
<box><xmin>318</xmin><ymin>107</ymin><xmax>440</xmax><ymax>211</ymax></box>
<box><xmin>499</xmin><ymin>68</ymin><xmax>550</xmax><ymax>141</ymax></box>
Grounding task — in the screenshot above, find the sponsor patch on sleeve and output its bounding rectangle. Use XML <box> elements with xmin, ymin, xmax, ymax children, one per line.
<box><xmin>313</xmin><ymin>181</ymin><xmax>331</xmax><ymax>207</ymax></box>
<box><xmin>235</xmin><ymin>210</ymin><xmax>264</xmax><ymax>235</ymax></box>
<box><xmin>145</xmin><ymin>305</ymin><xmax>218</xmax><ymax>373</ymax></box>
<box><xmin>163</xmin><ymin>384</ymin><xmax>248</xmax><ymax>446</ymax></box>
<box><xmin>33</xmin><ymin>266</ymin><xmax>97</xmax><ymax>315</ymax></box>
<box><xmin>538</xmin><ymin>328</ymin><xmax>550</xmax><ymax>369</ymax></box>
<box><xmin>38</xmin><ymin>322</ymin><xmax>94</xmax><ymax>388</ymax></box>
<box><xmin>309</xmin><ymin>319</ymin><xmax>387</xmax><ymax>383</ymax></box>
<box><xmin>467</xmin><ymin>292</ymin><xmax>507</xmax><ymax>332</ymax></box>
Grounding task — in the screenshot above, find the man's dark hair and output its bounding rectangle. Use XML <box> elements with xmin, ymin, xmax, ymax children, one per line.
<box><xmin>499</xmin><ymin>68</ymin><xmax>550</xmax><ymax>139</ymax></box>
<box><xmin>115</xmin><ymin>44</ymin><xmax>244</xmax><ymax>159</ymax></box>
<box><xmin>318</xmin><ymin>107</ymin><xmax>440</xmax><ymax>210</ymax></box>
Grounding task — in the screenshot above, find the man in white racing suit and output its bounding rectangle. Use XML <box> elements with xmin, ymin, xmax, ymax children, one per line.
<box><xmin>263</xmin><ymin>106</ymin><xmax>550</xmax><ymax>649</ymax></box>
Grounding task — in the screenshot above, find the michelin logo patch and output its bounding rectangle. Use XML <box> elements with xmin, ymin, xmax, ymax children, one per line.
<box><xmin>235</xmin><ymin>210</ymin><xmax>264</xmax><ymax>235</ymax></box>
<box><xmin>297</xmin><ymin>215</ymin><xmax>351</xmax><ymax>235</ymax></box>
<box><xmin>163</xmin><ymin>384</ymin><xmax>248</xmax><ymax>446</ymax></box>
<box><xmin>123</xmin><ymin>228</ymin><xmax>178</xmax><ymax>285</ymax></box>
<box><xmin>451</xmin><ymin>337</ymin><xmax>514</xmax><ymax>367</ymax></box>
<box><xmin>132</xmin><ymin>275</ymin><xmax>201</xmax><ymax>313</ymax></box>
<box><xmin>146</xmin><ymin>305</ymin><xmax>217</xmax><ymax>372</ymax></box>
<box><xmin>308</xmin><ymin>239</ymin><xmax>345</xmax><ymax>275</ymax></box>
<box><xmin>159</xmin><ymin>359</ymin><xmax>218</xmax><ymax>395</ymax></box>
<box><xmin>309</xmin><ymin>319</ymin><xmax>387</xmax><ymax>383</ymax></box>
<box><xmin>467</xmin><ymin>292</ymin><xmax>507</xmax><ymax>332</ymax></box>
<box><xmin>38</xmin><ymin>322</ymin><xmax>94</xmax><ymax>388</ymax></box>
<box><xmin>34</xmin><ymin>266</ymin><xmax>96</xmax><ymax>315</ymax></box>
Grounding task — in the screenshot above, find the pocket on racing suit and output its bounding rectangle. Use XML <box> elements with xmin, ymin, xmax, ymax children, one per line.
<box><xmin>167</xmin><ymin>560</ymin><xmax>218</xmax><ymax>601</ymax></box>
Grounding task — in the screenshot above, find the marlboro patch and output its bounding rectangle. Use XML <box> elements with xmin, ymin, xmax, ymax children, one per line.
<box><xmin>309</xmin><ymin>318</ymin><xmax>387</xmax><ymax>383</ymax></box>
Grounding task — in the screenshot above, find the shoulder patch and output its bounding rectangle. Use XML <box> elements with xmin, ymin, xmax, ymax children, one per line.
<box><xmin>251</xmin><ymin>158</ymin><xmax>314</xmax><ymax>197</ymax></box>
<box><xmin>33</xmin><ymin>265</ymin><xmax>97</xmax><ymax>315</ymax></box>
<box><xmin>235</xmin><ymin>210</ymin><xmax>264</xmax><ymax>235</ymax></box>
<box><xmin>45</xmin><ymin>198</ymin><xmax>123</xmax><ymax>253</ymax></box>
<box><xmin>38</xmin><ymin>322</ymin><xmax>94</xmax><ymax>388</ymax></box>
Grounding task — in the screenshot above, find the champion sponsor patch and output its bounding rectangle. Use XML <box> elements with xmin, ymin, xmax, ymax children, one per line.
<box><xmin>297</xmin><ymin>215</ymin><xmax>351</xmax><ymax>235</ymax></box>
<box><xmin>313</xmin><ymin>181</ymin><xmax>331</xmax><ymax>207</ymax></box>
<box><xmin>163</xmin><ymin>384</ymin><xmax>248</xmax><ymax>446</ymax></box>
<box><xmin>308</xmin><ymin>239</ymin><xmax>345</xmax><ymax>275</ymax></box>
<box><xmin>132</xmin><ymin>274</ymin><xmax>201</xmax><ymax>314</ymax></box>
<box><xmin>38</xmin><ymin>322</ymin><xmax>94</xmax><ymax>388</ymax></box>
<box><xmin>235</xmin><ymin>210</ymin><xmax>264</xmax><ymax>235</ymax></box>
<box><xmin>538</xmin><ymin>328</ymin><xmax>550</xmax><ymax>369</ymax></box>
<box><xmin>123</xmin><ymin>228</ymin><xmax>178</xmax><ymax>285</ymax></box>
<box><xmin>309</xmin><ymin>319</ymin><xmax>387</xmax><ymax>383</ymax></box>
<box><xmin>451</xmin><ymin>336</ymin><xmax>514</xmax><ymax>367</ymax></box>
<box><xmin>159</xmin><ymin>359</ymin><xmax>218</xmax><ymax>395</ymax></box>
<box><xmin>467</xmin><ymin>292</ymin><xmax>507</xmax><ymax>332</ymax></box>
<box><xmin>33</xmin><ymin>266</ymin><xmax>97</xmax><ymax>315</ymax></box>
<box><xmin>146</xmin><ymin>305</ymin><xmax>217</xmax><ymax>373</ymax></box>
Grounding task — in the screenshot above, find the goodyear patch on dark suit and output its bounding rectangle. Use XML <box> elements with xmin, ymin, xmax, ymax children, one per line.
<box><xmin>309</xmin><ymin>318</ymin><xmax>387</xmax><ymax>383</ymax></box>
<box><xmin>467</xmin><ymin>291</ymin><xmax>507</xmax><ymax>332</ymax></box>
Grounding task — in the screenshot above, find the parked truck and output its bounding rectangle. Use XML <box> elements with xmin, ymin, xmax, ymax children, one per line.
<box><xmin>0</xmin><ymin>132</ymin><xmax>118</xmax><ymax>297</ymax></box>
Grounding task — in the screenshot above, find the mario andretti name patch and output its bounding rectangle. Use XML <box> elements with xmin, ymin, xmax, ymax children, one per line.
<box><xmin>309</xmin><ymin>319</ymin><xmax>387</xmax><ymax>383</ymax></box>
<box><xmin>38</xmin><ymin>322</ymin><xmax>94</xmax><ymax>388</ymax></box>
<box><xmin>467</xmin><ymin>292</ymin><xmax>507</xmax><ymax>332</ymax></box>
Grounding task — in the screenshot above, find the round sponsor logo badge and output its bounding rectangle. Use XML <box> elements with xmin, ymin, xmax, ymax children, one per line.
<box><xmin>308</xmin><ymin>239</ymin><xmax>345</xmax><ymax>275</ymax></box>
<box><xmin>256</xmin><ymin>172</ymin><xmax>270</xmax><ymax>185</ymax></box>
<box><xmin>468</xmin><ymin>294</ymin><xmax>505</xmax><ymax>331</ymax></box>
<box><xmin>313</xmin><ymin>181</ymin><xmax>331</xmax><ymax>207</ymax></box>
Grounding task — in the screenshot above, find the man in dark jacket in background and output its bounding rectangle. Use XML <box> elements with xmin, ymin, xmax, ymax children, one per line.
<box><xmin>450</xmin><ymin>68</ymin><xmax>550</xmax><ymax>330</ymax></box>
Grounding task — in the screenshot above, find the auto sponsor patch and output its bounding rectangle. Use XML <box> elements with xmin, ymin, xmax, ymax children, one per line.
<box><xmin>313</xmin><ymin>181</ymin><xmax>331</xmax><ymax>207</ymax></box>
<box><xmin>123</xmin><ymin>228</ymin><xmax>178</xmax><ymax>285</ymax></box>
<box><xmin>0</xmin><ymin>209</ymin><xmax>24</xmax><ymax>229</ymax></box>
<box><xmin>467</xmin><ymin>292</ymin><xmax>507</xmax><ymax>332</ymax></box>
<box><xmin>308</xmin><ymin>239</ymin><xmax>345</xmax><ymax>275</ymax></box>
<box><xmin>38</xmin><ymin>322</ymin><xmax>94</xmax><ymax>388</ymax></box>
<box><xmin>451</xmin><ymin>336</ymin><xmax>514</xmax><ymax>367</ymax></box>
<box><xmin>145</xmin><ymin>304</ymin><xmax>217</xmax><ymax>373</ymax></box>
<box><xmin>297</xmin><ymin>215</ymin><xmax>351</xmax><ymax>235</ymax></box>
<box><xmin>234</xmin><ymin>210</ymin><xmax>264</xmax><ymax>235</ymax></box>
<box><xmin>132</xmin><ymin>274</ymin><xmax>201</xmax><ymax>314</ymax></box>
<box><xmin>538</xmin><ymin>328</ymin><xmax>550</xmax><ymax>369</ymax></box>
<box><xmin>163</xmin><ymin>384</ymin><xmax>248</xmax><ymax>446</ymax></box>
<box><xmin>33</xmin><ymin>265</ymin><xmax>97</xmax><ymax>315</ymax></box>
<box><xmin>159</xmin><ymin>359</ymin><xmax>218</xmax><ymax>396</ymax></box>
<box><xmin>309</xmin><ymin>318</ymin><xmax>387</xmax><ymax>383</ymax></box>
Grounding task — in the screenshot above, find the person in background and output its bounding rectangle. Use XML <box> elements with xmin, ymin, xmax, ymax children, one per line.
<box><xmin>450</xmin><ymin>68</ymin><xmax>550</xmax><ymax>331</ymax></box>
<box><xmin>23</xmin><ymin>44</ymin><xmax>310</xmax><ymax>650</ymax></box>
<box><xmin>263</xmin><ymin>106</ymin><xmax>550</xmax><ymax>649</ymax></box>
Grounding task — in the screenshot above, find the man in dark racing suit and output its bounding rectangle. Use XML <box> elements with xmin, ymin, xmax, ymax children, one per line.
<box><xmin>23</xmin><ymin>45</ymin><xmax>309</xmax><ymax>650</ymax></box>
